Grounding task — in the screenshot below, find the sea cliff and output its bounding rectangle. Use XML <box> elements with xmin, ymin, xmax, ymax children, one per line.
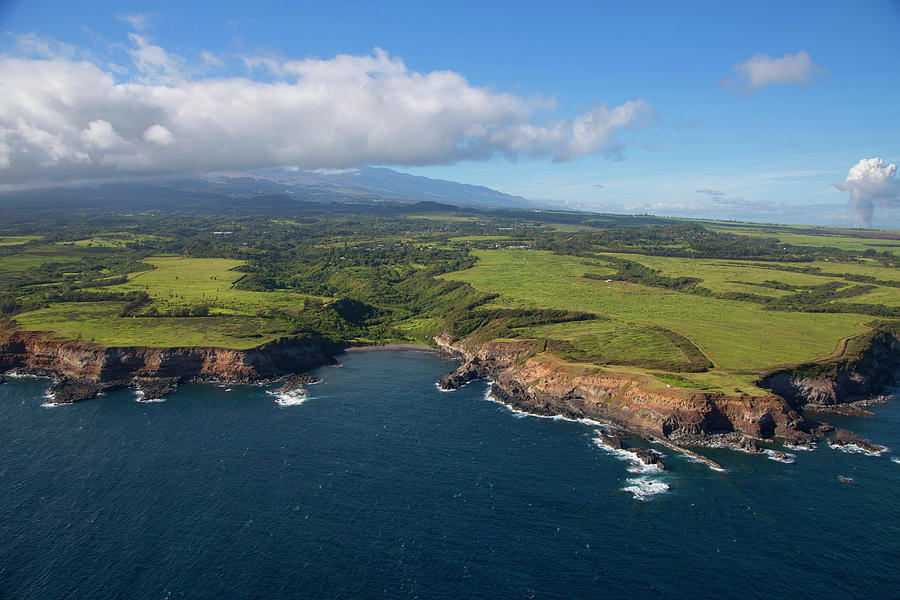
<box><xmin>435</xmin><ymin>335</ymin><xmax>892</xmax><ymax>454</ymax></box>
<box><xmin>0</xmin><ymin>330</ymin><xmax>334</xmax><ymax>402</ymax></box>
<box><xmin>1</xmin><ymin>327</ymin><xmax>893</xmax><ymax>455</ymax></box>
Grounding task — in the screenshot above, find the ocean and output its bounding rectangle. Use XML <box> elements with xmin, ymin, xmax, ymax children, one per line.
<box><xmin>1</xmin><ymin>350</ymin><xmax>897</xmax><ymax>599</ymax></box>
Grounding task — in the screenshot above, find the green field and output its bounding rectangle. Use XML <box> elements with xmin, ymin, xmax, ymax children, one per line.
<box><xmin>107</xmin><ymin>256</ymin><xmax>328</xmax><ymax>316</ymax></box>
<box><xmin>12</xmin><ymin>302</ymin><xmax>282</xmax><ymax>348</ymax></box>
<box><xmin>444</xmin><ymin>250</ymin><xmax>868</xmax><ymax>375</ymax></box>
<box><xmin>9</xmin><ymin>256</ymin><xmax>329</xmax><ymax>347</ymax></box>
<box><xmin>0</xmin><ymin>244</ymin><xmax>120</xmax><ymax>274</ymax></box>
<box><xmin>714</xmin><ymin>228</ymin><xmax>900</xmax><ymax>255</ymax></box>
<box><xmin>521</xmin><ymin>319</ymin><xmax>693</xmax><ymax>369</ymax></box>
<box><xmin>0</xmin><ymin>235</ymin><xmax>42</xmax><ymax>246</ymax></box>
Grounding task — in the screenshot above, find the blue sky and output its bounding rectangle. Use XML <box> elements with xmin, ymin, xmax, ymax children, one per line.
<box><xmin>1</xmin><ymin>0</ymin><xmax>899</xmax><ymax>226</ymax></box>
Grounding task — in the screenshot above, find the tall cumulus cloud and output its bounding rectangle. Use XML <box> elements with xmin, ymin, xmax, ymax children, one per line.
<box><xmin>834</xmin><ymin>158</ymin><xmax>900</xmax><ymax>228</ymax></box>
<box><xmin>0</xmin><ymin>32</ymin><xmax>651</xmax><ymax>185</ymax></box>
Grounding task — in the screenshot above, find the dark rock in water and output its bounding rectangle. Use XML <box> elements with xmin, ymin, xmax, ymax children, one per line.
<box><xmin>830</xmin><ymin>428</ymin><xmax>885</xmax><ymax>454</ymax></box>
<box><xmin>632</xmin><ymin>447</ymin><xmax>666</xmax><ymax>471</ymax></box>
<box><xmin>134</xmin><ymin>377</ymin><xmax>180</xmax><ymax>401</ymax></box>
<box><xmin>438</xmin><ymin>362</ymin><xmax>481</xmax><ymax>390</ymax></box>
<box><xmin>279</xmin><ymin>374</ymin><xmax>322</xmax><ymax>391</ymax></box>
<box><xmin>0</xmin><ymin>374</ymin><xmax>6</xmax><ymax>384</ymax></box>
<box><xmin>595</xmin><ymin>429</ymin><xmax>627</xmax><ymax>451</ymax></box>
<box><xmin>49</xmin><ymin>378</ymin><xmax>104</xmax><ymax>404</ymax></box>
<box><xmin>805</xmin><ymin>403</ymin><xmax>875</xmax><ymax>417</ymax></box>
<box><xmin>595</xmin><ymin>429</ymin><xmax>665</xmax><ymax>470</ymax></box>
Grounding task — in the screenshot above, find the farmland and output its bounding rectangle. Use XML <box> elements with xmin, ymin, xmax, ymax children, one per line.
<box><xmin>3</xmin><ymin>199</ymin><xmax>900</xmax><ymax>393</ymax></box>
<box><xmin>14</xmin><ymin>302</ymin><xmax>279</xmax><ymax>348</ymax></box>
<box><xmin>444</xmin><ymin>249</ymin><xmax>868</xmax><ymax>372</ymax></box>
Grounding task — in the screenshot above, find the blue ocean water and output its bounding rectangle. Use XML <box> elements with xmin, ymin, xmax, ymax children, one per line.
<box><xmin>1</xmin><ymin>350</ymin><xmax>898</xmax><ymax>599</ymax></box>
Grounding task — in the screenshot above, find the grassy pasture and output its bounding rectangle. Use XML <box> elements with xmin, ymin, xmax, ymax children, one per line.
<box><xmin>777</xmin><ymin>259</ymin><xmax>900</xmax><ymax>282</ymax></box>
<box><xmin>599</xmin><ymin>252</ymin><xmax>841</xmax><ymax>297</ymax></box>
<box><xmin>12</xmin><ymin>302</ymin><xmax>282</xmax><ymax>348</ymax></box>
<box><xmin>444</xmin><ymin>250</ymin><xmax>868</xmax><ymax>372</ymax></box>
<box><xmin>0</xmin><ymin>235</ymin><xmax>42</xmax><ymax>246</ymax></box>
<box><xmin>0</xmin><ymin>244</ymin><xmax>120</xmax><ymax>274</ymax></box>
<box><xmin>714</xmin><ymin>228</ymin><xmax>900</xmax><ymax>255</ymax></box>
<box><xmin>106</xmin><ymin>256</ymin><xmax>329</xmax><ymax>316</ymax></box>
<box><xmin>520</xmin><ymin>319</ymin><xmax>691</xmax><ymax>369</ymax></box>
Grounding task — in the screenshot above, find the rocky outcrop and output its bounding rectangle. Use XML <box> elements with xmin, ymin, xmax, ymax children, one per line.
<box><xmin>760</xmin><ymin>331</ymin><xmax>900</xmax><ymax>409</ymax></box>
<box><xmin>594</xmin><ymin>429</ymin><xmax>667</xmax><ymax>470</ymax></box>
<box><xmin>0</xmin><ymin>330</ymin><xmax>334</xmax><ymax>403</ymax></box>
<box><xmin>829</xmin><ymin>428</ymin><xmax>887</xmax><ymax>454</ymax></box>
<box><xmin>437</xmin><ymin>336</ymin><xmax>887</xmax><ymax>450</ymax></box>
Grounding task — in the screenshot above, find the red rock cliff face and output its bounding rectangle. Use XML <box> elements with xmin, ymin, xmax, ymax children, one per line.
<box><xmin>438</xmin><ymin>339</ymin><xmax>816</xmax><ymax>445</ymax></box>
<box><xmin>0</xmin><ymin>330</ymin><xmax>332</xmax><ymax>401</ymax></box>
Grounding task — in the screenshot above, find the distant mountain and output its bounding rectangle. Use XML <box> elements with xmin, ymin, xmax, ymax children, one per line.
<box><xmin>210</xmin><ymin>166</ymin><xmax>537</xmax><ymax>209</ymax></box>
<box><xmin>0</xmin><ymin>167</ymin><xmax>538</xmax><ymax>213</ymax></box>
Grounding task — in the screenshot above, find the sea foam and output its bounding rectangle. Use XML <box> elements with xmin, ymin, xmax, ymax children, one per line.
<box><xmin>621</xmin><ymin>478</ymin><xmax>670</xmax><ymax>501</ymax></box>
<box><xmin>268</xmin><ymin>389</ymin><xmax>309</xmax><ymax>407</ymax></box>
<box><xmin>829</xmin><ymin>442</ymin><xmax>888</xmax><ymax>457</ymax></box>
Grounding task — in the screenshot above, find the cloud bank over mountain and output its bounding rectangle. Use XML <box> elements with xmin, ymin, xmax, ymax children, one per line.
<box><xmin>0</xmin><ymin>30</ymin><xmax>650</xmax><ymax>186</ymax></box>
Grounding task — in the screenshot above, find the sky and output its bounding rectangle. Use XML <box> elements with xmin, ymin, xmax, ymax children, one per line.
<box><xmin>1</xmin><ymin>0</ymin><xmax>899</xmax><ymax>226</ymax></box>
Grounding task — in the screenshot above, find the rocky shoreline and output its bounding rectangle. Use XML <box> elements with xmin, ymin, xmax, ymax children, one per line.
<box><xmin>1</xmin><ymin>327</ymin><xmax>894</xmax><ymax>458</ymax></box>
<box><xmin>435</xmin><ymin>335</ymin><xmax>892</xmax><ymax>458</ymax></box>
<box><xmin>0</xmin><ymin>330</ymin><xmax>337</xmax><ymax>404</ymax></box>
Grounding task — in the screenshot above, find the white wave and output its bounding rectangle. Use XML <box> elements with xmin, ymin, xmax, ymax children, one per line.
<box><xmin>784</xmin><ymin>442</ymin><xmax>816</xmax><ymax>451</ymax></box>
<box><xmin>133</xmin><ymin>390</ymin><xmax>165</xmax><ymax>403</ymax></box>
<box><xmin>268</xmin><ymin>389</ymin><xmax>308</xmax><ymax>407</ymax></box>
<box><xmin>40</xmin><ymin>399</ymin><xmax>71</xmax><ymax>408</ymax></box>
<box><xmin>683</xmin><ymin>455</ymin><xmax>727</xmax><ymax>472</ymax></box>
<box><xmin>891</xmin><ymin>457</ymin><xmax>900</xmax><ymax>465</ymax></box>
<box><xmin>829</xmin><ymin>442</ymin><xmax>888</xmax><ymax>457</ymax></box>
<box><xmin>434</xmin><ymin>383</ymin><xmax>456</xmax><ymax>393</ymax></box>
<box><xmin>622</xmin><ymin>478</ymin><xmax>670</xmax><ymax>501</ymax></box>
<box><xmin>483</xmin><ymin>384</ymin><xmax>576</xmax><ymax>421</ymax></box>
<box><xmin>763</xmin><ymin>449</ymin><xmax>796</xmax><ymax>464</ymax></box>
<box><xmin>626</xmin><ymin>461</ymin><xmax>664</xmax><ymax>475</ymax></box>
<box><xmin>592</xmin><ymin>434</ymin><xmax>664</xmax><ymax>475</ymax></box>
<box><xmin>5</xmin><ymin>371</ymin><xmax>45</xmax><ymax>379</ymax></box>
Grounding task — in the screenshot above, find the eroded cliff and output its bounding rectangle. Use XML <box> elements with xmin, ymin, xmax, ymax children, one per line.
<box><xmin>0</xmin><ymin>330</ymin><xmax>334</xmax><ymax>402</ymax></box>
<box><xmin>436</xmin><ymin>335</ymin><xmax>890</xmax><ymax>452</ymax></box>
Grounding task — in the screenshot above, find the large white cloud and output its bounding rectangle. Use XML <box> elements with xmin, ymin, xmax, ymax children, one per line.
<box><xmin>0</xmin><ymin>33</ymin><xmax>651</xmax><ymax>185</ymax></box>
<box><xmin>721</xmin><ymin>50</ymin><xmax>824</xmax><ymax>91</ymax></box>
<box><xmin>834</xmin><ymin>157</ymin><xmax>900</xmax><ymax>228</ymax></box>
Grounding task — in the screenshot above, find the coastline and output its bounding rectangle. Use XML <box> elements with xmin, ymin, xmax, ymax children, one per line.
<box><xmin>1</xmin><ymin>328</ymin><xmax>893</xmax><ymax>457</ymax></box>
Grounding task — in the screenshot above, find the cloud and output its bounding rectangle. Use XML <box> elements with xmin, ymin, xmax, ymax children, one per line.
<box><xmin>711</xmin><ymin>196</ymin><xmax>772</xmax><ymax>208</ymax></box>
<box><xmin>696</xmin><ymin>188</ymin><xmax>725</xmax><ymax>197</ymax></box>
<box><xmin>0</xmin><ymin>33</ymin><xmax>651</xmax><ymax>186</ymax></box>
<box><xmin>142</xmin><ymin>124</ymin><xmax>174</xmax><ymax>146</ymax></box>
<box><xmin>80</xmin><ymin>119</ymin><xmax>126</xmax><ymax>150</ymax></box>
<box><xmin>118</xmin><ymin>13</ymin><xmax>152</xmax><ymax>32</ymax></box>
<box><xmin>834</xmin><ymin>157</ymin><xmax>900</xmax><ymax>228</ymax></box>
<box><xmin>721</xmin><ymin>51</ymin><xmax>824</xmax><ymax>91</ymax></box>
